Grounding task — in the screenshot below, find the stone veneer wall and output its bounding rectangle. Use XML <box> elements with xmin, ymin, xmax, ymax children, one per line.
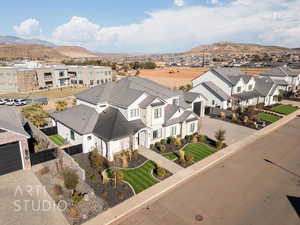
<box><xmin>0</xmin><ymin>131</ymin><xmax>31</xmax><ymax>169</ymax></box>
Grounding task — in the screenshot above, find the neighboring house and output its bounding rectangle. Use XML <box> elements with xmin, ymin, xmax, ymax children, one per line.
<box><xmin>50</xmin><ymin>75</ymin><xmax>206</xmax><ymax>160</ymax></box>
<box><xmin>0</xmin><ymin>106</ymin><xmax>31</xmax><ymax>175</ymax></box>
<box><xmin>260</xmin><ymin>66</ymin><xmax>300</xmax><ymax>92</ymax></box>
<box><xmin>191</xmin><ymin>68</ymin><xmax>280</xmax><ymax>109</ymax></box>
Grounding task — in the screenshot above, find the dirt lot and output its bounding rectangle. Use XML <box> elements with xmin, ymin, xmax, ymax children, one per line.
<box><xmin>134</xmin><ymin>67</ymin><xmax>271</xmax><ymax>89</ymax></box>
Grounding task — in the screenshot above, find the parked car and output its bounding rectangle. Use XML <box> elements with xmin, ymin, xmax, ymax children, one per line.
<box><xmin>0</xmin><ymin>99</ymin><xmax>5</xmax><ymax>105</ymax></box>
<box><xmin>13</xmin><ymin>99</ymin><xmax>23</xmax><ymax>106</ymax></box>
<box><xmin>19</xmin><ymin>99</ymin><xmax>27</xmax><ymax>105</ymax></box>
<box><xmin>27</xmin><ymin>96</ymin><xmax>48</xmax><ymax>105</ymax></box>
<box><xmin>5</xmin><ymin>99</ymin><xmax>15</xmax><ymax>106</ymax></box>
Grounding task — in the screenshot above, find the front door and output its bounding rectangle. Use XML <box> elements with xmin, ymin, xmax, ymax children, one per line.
<box><xmin>139</xmin><ymin>131</ymin><xmax>147</xmax><ymax>147</ymax></box>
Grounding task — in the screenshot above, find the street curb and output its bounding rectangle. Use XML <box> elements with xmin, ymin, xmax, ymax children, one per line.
<box><xmin>84</xmin><ymin>110</ymin><xmax>300</xmax><ymax>225</ymax></box>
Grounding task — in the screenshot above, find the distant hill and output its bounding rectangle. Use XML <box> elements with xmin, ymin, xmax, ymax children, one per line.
<box><xmin>54</xmin><ymin>46</ymin><xmax>98</xmax><ymax>58</ymax></box>
<box><xmin>0</xmin><ymin>44</ymin><xmax>64</xmax><ymax>60</ymax></box>
<box><xmin>0</xmin><ymin>35</ymin><xmax>55</xmax><ymax>47</ymax></box>
<box><xmin>187</xmin><ymin>42</ymin><xmax>300</xmax><ymax>55</ymax></box>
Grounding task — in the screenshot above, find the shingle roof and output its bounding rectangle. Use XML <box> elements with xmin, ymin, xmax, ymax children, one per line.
<box><xmin>273</xmin><ymin>79</ymin><xmax>288</xmax><ymax>86</ymax></box>
<box><xmin>254</xmin><ymin>77</ymin><xmax>276</xmax><ymax>97</ymax></box>
<box><xmin>232</xmin><ymin>90</ymin><xmax>261</xmax><ymax>101</ymax></box>
<box><xmin>0</xmin><ymin>106</ymin><xmax>29</xmax><ymax>138</ymax></box>
<box><xmin>164</xmin><ymin>104</ymin><xmax>198</xmax><ymax>126</ymax></box>
<box><xmin>164</xmin><ymin>104</ymin><xmax>181</xmax><ymax>122</ymax></box>
<box><xmin>261</xmin><ymin>67</ymin><xmax>299</xmax><ymax>77</ymax></box>
<box><xmin>50</xmin><ymin>105</ymin><xmax>99</xmax><ymax>135</ymax></box>
<box><xmin>201</xmin><ymin>81</ymin><xmax>230</xmax><ymax>101</ymax></box>
<box><xmin>212</xmin><ymin>68</ymin><xmax>250</xmax><ymax>85</ymax></box>
<box><xmin>139</xmin><ymin>95</ymin><xmax>157</xmax><ymax>108</ymax></box>
<box><xmin>75</xmin><ymin>75</ymin><xmax>178</xmax><ymax>108</ymax></box>
<box><xmin>93</xmin><ymin>107</ymin><xmax>146</xmax><ymax>141</ymax></box>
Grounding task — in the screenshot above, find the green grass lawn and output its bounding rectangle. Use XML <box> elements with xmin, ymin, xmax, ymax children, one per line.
<box><xmin>257</xmin><ymin>112</ymin><xmax>281</xmax><ymax>123</ymax></box>
<box><xmin>182</xmin><ymin>143</ymin><xmax>216</xmax><ymax>162</ymax></box>
<box><xmin>163</xmin><ymin>152</ymin><xmax>178</xmax><ymax>160</ymax></box>
<box><xmin>271</xmin><ymin>105</ymin><xmax>298</xmax><ymax>115</ymax></box>
<box><xmin>49</xmin><ymin>134</ymin><xmax>65</xmax><ymax>146</ymax></box>
<box><xmin>109</xmin><ymin>161</ymin><xmax>159</xmax><ymax>194</ymax></box>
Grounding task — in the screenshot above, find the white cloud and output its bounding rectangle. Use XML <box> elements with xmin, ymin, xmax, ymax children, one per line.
<box><xmin>49</xmin><ymin>0</ymin><xmax>300</xmax><ymax>53</ymax></box>
<box><xmin>210</xmin><ymin>0</ymin><xmax>219</xmax><ymax>4</ymax></box>
<box><xmin>13</xmin><ymin>18</ymin><xmax>41</xmax><ymax>37</ymax></box>
<box><xmin>174</xmin><ymin>0</ymin><xmax>185</xmax><ymax>7</ymax></box>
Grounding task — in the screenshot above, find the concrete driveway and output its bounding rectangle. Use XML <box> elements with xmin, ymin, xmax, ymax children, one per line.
<box><xmin>200</xmin><ymin>116</ymin><xmax>256</xmax><ymax>145</ymax></box>
<box><xmin>0</xmin><ymin>170</ymin><xmax>68</xmax><ymax>225</ymax></box>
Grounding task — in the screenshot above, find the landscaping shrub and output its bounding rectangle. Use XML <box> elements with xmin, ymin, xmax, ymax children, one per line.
<box><xmin>101</xmin><ymin>170</ymin><xmax>109</xmax><ymax>184</ymax></box>
<box><xmin>89</xmin><ymin>149</ymin><xmax>104</xmax><ymax>170</ymax></box>
<box><xmin>71</xmin><ymin>190</ymin><xmax>85</xmax><ymax>204</ymax></box>
<box><xmin>160</xmin><ymin>139</ymin><xmax>166</xmax><ymax>145</ymax></box>
<box><xmin>232</xmin><ymin>113</ymin><xmax>238</xmax><ymax>121</ymax></box>
<box><xmin>53</xmin><ymin>184</ymin><xmax>63</xmax><ymax>196</ymax></box>
<box><xmin>216</xmin><ymin>141</ymin><xmax>224</xmax><ymax>150</ymax></box>
<box><xmin>150</xmin><ymin>144</ymin><xmax>155</xmax><ymax>150</ymax></box>
<box><xmin>198</xmin><ymin>135</ymin><xmax>207</xmax><ymax>143</ymax></box>
<box><xmin>67</xmin><ymin>206</ymin><xmax>79</xmax><ymax>218</ymax></box>
<box><xmin>62</xmin><ymin>168</ymin><xmax>79</xmax><ymax>190</ymax></box>
<box><xmin>132</xmin><ymin>149</ymin><xmax>139</xmax><ymax>159</ymax></box>
<box><xmin>191</xmin><ymin>135</ymin><xmax>198</xmax><ymax>143</ymax></box>
<box><xmin>175</xmin><ymin>137</ymin><xmax>182</xmax><ymax>147</ymax></box>
<box><xmin>156</xmin><ymin>167</ymin><xmax>166</xmax><ymax>177</ymax></box>
<box><xmin>167</xmin><ymin>136</ymin><xmax>172</xmax><ymax>144</ymax></box>
<box><xmin>155</xmin><ymin>142</ymin><xmax>161</xmax><ymax>149</ymax></box>
<box><xmin>117</xmin><ymin>193</ymin><xmax>126</xmax><ymax>200</ymax></box>
<box><xmin>160</xmin><ymin>145</ymin><xmax>166</xmax><ymax>152</ymax></box>
<box><xmin>179</xmin><ymin>150</ymin><xmax>185</xmax><ymax>162</ymax></box>
<box><xmin>120</xmin><ymin>153</ymin><xmax>129</xmax><ymax>168</ymax></box>
<box><xmin>114</xmin><ymin>170</ymin><xmax>124</xmax><ymax>183</ymax></box>
<box><xmin>185</xmin><ymin>153</ymin><xmax>194</xmax><ymax>163</ymax></box>
<box><xmin>170</xmin><ymin>137</ymin><xmax>176</xmax><ymax>145</ymax></box>
<box><xmin>185</xmin><ymin>135</ymin><xmax>192</xmax><ymax>141</ymax></box>
<box><xmin>215</xmin><ymin>129</ymin><xmax>226</xmax><ymax>150</ymax></box>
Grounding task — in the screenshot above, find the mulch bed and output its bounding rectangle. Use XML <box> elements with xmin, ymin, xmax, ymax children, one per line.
<box><xmin>209</xmin><ymin>115</ymin><xmax>259</xmax><ymax>130</ymax></box>
<box><xmin>73</xmin><ymin>152</ymin><xmax>148</xmax><ymax>207</ymax></box>
<box><xmin>174</xmin><ymin>159</ymin><xmax>194</xmax><ymax>168</ymax></box>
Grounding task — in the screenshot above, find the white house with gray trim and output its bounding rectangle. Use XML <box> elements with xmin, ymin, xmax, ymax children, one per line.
<box><xmin>50</xmin><ymin>75</ymin><xmax>206</xmax><ymax>160</ymax></box>
<box><xmin>191</xmin><ymin>68</ymin><xmax>280</xmax><ymax>109</ymax></box>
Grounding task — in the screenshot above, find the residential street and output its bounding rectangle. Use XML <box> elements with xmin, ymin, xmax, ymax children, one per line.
<box><xmin>113</xmin><ymin>118</ymin><xmax>300</xmax><ymax>225</ymax></box>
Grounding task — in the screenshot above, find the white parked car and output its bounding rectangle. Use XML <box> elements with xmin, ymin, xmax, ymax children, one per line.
<box><xmin>6</xmin><ymin>99</ymin><xmax>15</xmax><ymax>106</ymax></box>
<box><xmin>0</xmin><ymin>99</ymin><xmax>5</xmax><ymax>105</ymax></box>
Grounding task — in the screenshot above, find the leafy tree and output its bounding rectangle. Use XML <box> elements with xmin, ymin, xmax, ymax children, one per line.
<box><xmin>56</xmin><ymin>100</ymin><xmax>68</xmax><ymax>111</ymax></box>
<box><xmin>62</xmin><ymin>168</ymin><xmax>79</xmax><ymax>190</ymax></box>
<box><xmin>22</xmin><ymin>103</ymin><xmax>48</xmax><ymax>128</ymax></box>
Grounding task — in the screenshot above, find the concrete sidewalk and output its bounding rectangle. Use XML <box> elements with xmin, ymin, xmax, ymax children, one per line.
<box><xmin>84</xmin><ymin>109</ymin><xmax>300</xmax><ymax>225</ymax></box>
<box><xmin>139</xmin><ymin>148</ymin><xmax>183</xmax><ymax>174</ymax></box>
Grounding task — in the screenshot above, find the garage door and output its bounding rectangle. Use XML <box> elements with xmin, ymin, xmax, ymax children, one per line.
<box><xmin>193</xmin><ymin>102</ymin><xmax>202</xmax><ymax>116</ymax></box>
<box><xmin>0</xmin><ymin>142</ymin><xmax>23</xmax><ymax>175</ymax></box>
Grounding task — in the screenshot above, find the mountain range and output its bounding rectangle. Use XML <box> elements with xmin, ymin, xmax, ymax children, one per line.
<box><xmin>0</xmin><ymin>35</ymin><xmax>55</xmax><ymax>47</ymax></box>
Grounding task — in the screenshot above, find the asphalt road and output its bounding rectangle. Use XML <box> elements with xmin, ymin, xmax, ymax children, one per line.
<box><xmin>114</xmin><ymin>118</ymin><xmax>300</xmax><ymax>225</ymax></box>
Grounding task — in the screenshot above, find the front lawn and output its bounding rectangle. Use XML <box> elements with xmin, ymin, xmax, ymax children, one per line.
<box><xmin>49</xmin><ymin>134</ymin><xmax>65</xmax><ymax>146</ymax></box>
<box><xmin>109</xmin><ymin>161</ymin><xmax>160</xmax><ymax>194</ymax></box>
<box><xmin>271</xmin><ymin>105</ymin><xmax>298</xmax><ymax>115</ymax></box>
<box><xmin>257</xmin><ymin>112</ymin><xmax>281</xmax><ymax>123</ymax></box>
<box><xmin>163</xmin><ymin>152</ymin><xmax>178</xmax><ymax>161</ymax></box>
<box><xmin>182</xmin><ymin>143</ymin><xmax>216</xmax><ymax>162</ymax></box>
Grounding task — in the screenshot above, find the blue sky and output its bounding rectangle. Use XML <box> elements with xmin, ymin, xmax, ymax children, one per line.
<box><xmin>1</xmin><ymin>0</ymin><xmax>300</xmax><ymax>53</ymax></box>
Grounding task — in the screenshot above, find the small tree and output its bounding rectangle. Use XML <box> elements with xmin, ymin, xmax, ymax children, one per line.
<box><xmin>185</xmin><ymin>153</ymin><xmax>194</xmax><ymax>163</ymax></box>
<box><xmin>179</xmin><ymin>150</ymin><xmax>185</xmax><ymax>162</ymax></box>
<box><xmin>198</xmin><ymin>135</ymin><xmax>207</xmax><ymax>143</ymax></box>
<box><xmin>175</xmin><ymin>137</ymin><xmax>182</xmax><ymax>147</ymax></box>
<box><xmin>22</xmin><ymin>102</ymin><xmax>48</xmax><ymax>128</ymax></box>
<box><xmin>114</xmin><ymin>170</ymin><xmax>124</xmax><ymax>188</ymax></box>
<box><xmin>215</xmin><ymin>129</ymin><xmax>226</xmax><ymax>150</ymax></box>
<box><xmin>56</xmin><ymin>100</ymin><xmax>68</xmax><ymax>111</ymax></box>
<box><xmin>62</xmin><ymin>168</ymin><xmax>79</xmax><ymax>190</ymax></box>
<box><xmin>120</xmin><ymin>153</ymin><xmax>129</xmax><ymax>168</ymax></box>
<box><xmin>89</xmin><ymin>149</ymin><xmax>103</xmax><ymax>170</ymax></box>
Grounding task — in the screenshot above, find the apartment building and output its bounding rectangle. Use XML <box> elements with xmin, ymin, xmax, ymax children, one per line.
<box><xmin>0</xmin><ymin>67</ymin><xmax>38</xmax><ymax>93</ymax></box>
<box><xmin>37</xmin><ymin>66</ymin><xmax>113</xmax><ymax>89</ymax></box>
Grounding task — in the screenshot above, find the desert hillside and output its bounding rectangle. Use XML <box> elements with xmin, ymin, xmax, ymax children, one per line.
<box><xmin>0</xmin><ymin>44</ymin><xmax>65</xmax><ymax>60</ymax></box>
<box><xmin>54</xmin><ymin>46</ymin><xmax>98</xmax><ymax>58</ymax></box>
<box><xmin>187</xmin><ymin>42</ymin><xmax>299</xmax><ymax>55</ymax></box>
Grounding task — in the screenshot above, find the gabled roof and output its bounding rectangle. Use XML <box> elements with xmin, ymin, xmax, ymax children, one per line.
<box><xmin>50</xmin><ymin>105</ymin><xmax>99</xmax><ymax>135</ymax></box>
<box><xmin>93</xmin><ymin>107</ymin><xmax>146</xmax><ymax>141</ymax></box>
<box><xmin>212</xmin><ymin>68</ymin><xmax>250</xmax><ymax>85</ymax></box>
<box><xmin>0</xmin><ymin>106</ymin><xmax>30</xmax><ymax>138</ymax></box>
<box><xmin>232</xmin><ymin>90</ymin><xmax>261</xmax><ymax>101</ymax></box>
<box><xmin>164</xmin><ymin>104</ymin><xmax>198</xmax><ymax>126</ymax></box>
<box><xmin>254</xmin><ymin>77</ymin><xmax>276</xmax><ymax>97</ymax></box>
<box><xmin>273</xmin><ymin>79</ymin><xmax>288</xmax><ymax>86</ymax></box>
<box><xmin>75</xmin><ymin>75</ymin><xmax>178</xmax><ymax>108</ymax></box>
<box><xmin>201</xmin><ymin>81</ymin><xmax>230</xmax><ymax>101</ymax></box>
<box><xmin>261</xmin><ymin>67</ymin><xmax>299</xmax><ymax>77</ymax></box>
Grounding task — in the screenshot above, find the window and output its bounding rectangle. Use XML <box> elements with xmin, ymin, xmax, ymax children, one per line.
<box><xmin>90</xmin><ymin>80</ymin><xmax>94</xmax><ymax>85</ymax></box>
<box><xmin>189</xmin><ymin>123</ymin><xmax>195</xmax><ymax>133</ymax></box>
<box><xmin>248</xmin><ymin>85</ymin><xmax>253</xmax><ymax>90</ymax></box>
<box><xmin>59</xmin><ymin>71</ymin><xmax>64</xmax><ymax>77</ymax></box>
<box><xmin>212</xmin><ymin>100</ymin><xmax>215</xmax><ymax>105</ymax></box>
<box><xmin>170</xmin><ymin>126</ymin><xmax>177</xmax><ymax>136</ymax></box>
<box><xmin>70</xmin><ymin>130</ymin><xmax>75</xmax><ymax>141</ymax></box>
<box><xmin>87</xmin><ymin>136</ymin><xmax>92</xmax><ymax>141</ymax></box>
<box><xmin>154</xmin><ymin>108</ymin><xmax>162</xmax><ymax>119</ymax></box>
<box><xmin>237</xmin><ymin>86</ymin><xmax>241</xmax><ymax>93</ymax></box>
<box><xmin>152</xmin><ymin>129</ymin><xmax>162</xmax><ymax>139</ymax></box>
<box><xmin>172</xmin><ymin>98</ymin><xmax>179</xmax><ymax>105</ymax></box>
<box><xmin>97</xmin><ymin>80</ymin><xmax>100</xmax><ymax>85</ymax></box>
<box><xmin>130</xmin><ymin>108</ymin><xmax>139</xmax><ymax>118</ymax></box>
<box><xmin>79</xmin><ymin>80</ymin><xmax>83</xmax><ymax>85</ymax></box>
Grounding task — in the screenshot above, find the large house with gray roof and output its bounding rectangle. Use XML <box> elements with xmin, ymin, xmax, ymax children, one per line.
<box><xmin>260</xmin><ymin>66</ymin><xmax>300</xmax><ymax>92</ymax></box>
<box><xmin>50</xmin><ymin>75</ymin><xmax>206</xmax><ymax>160</ymax></box>
<box><xmin>191</xmin><ymin>68</ymin><xmax>280</xmax><ymax>109</ymax></box>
